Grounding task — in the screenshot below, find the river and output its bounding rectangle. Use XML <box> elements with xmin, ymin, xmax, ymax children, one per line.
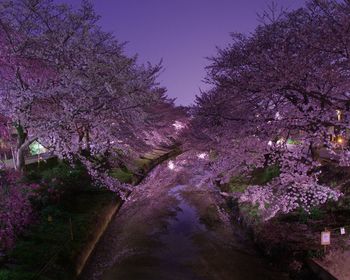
<box><xmin>80</xmin><ymin>152</ymin><xmax>289</xmax><ymax>280</ymax></box>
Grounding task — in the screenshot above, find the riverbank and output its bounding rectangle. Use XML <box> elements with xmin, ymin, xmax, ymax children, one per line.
<box><xmin>0</xmin><ymin>146</ymin><xmax>181</xmax><ymax>280</ymax></box>
<box><xmin>217</xmin><ymin>163</ymin><xmax>350</xmax><ymax>280</ymax></box>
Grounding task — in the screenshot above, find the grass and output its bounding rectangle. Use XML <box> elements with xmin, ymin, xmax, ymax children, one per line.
<box><xmin>219</xmin><ymin>175</ymin><xmax>249</xmax><ymax>193</ymax></box>
<box><xmin>0</xmin><ymin>159</ymin><xmax>117</xmax><ymax>280</ymax></box>
<box><xmin>2</xmin><ymin>189</ymin><xmax>116</xmax><ymax>280</ymax></box>
<box><xmin>132</xmin><ymin>146</ymin><xmax>181</xmax><ymax>183</ymax></box>
<box><xmin>134</xmin><ymin>158</ymin><xmax>152</xmax><ymax>170</ymax></box>
<box><xmin>228</xmin><ymin>176</ymin><xmax>249</xmax><ymax>193</ymax></box>
<box><xmin>111</xmin><ymin>150</ymin><xmax>169</xmax><ymax>184</ymax></box>
<box><xmin>220</xmin><ymin>165</ymin><xmax>279</xmax><ymax>195</ymax></box>
<box><xmin>110</xmin><ymin>167</ymin><xmax>134</xmax><ymax>183</ymax></box>
<box><xmin>219</xmin><ymin>165</ymin><xmax>280</xmax><ymax>222</ymax></box>
<box><xmin>250</xmin><ymin>165</ymin><xmax>280</xmax><ymax>185</ymax></box>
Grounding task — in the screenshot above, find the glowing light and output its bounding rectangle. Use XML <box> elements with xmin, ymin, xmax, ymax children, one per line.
<box><xmin>276</xmin><ymin>137</ymin><xmax>285</xmax><ymax>145</ymax></box>
<box><xmin>168</xmin><ymin>160</ymin><xmax>175</xmax><ymax>170</ymax></box>
<box><xmin>268</xmin><ymin>140</ymin><xmax>273</xmax><ymax>146</ymax></box>
<box><xmin>29</xmin><ymin>141</ymin><xmax>47</xmax><ymax>156</ymax></box>
<box><xmin>336</xmin><ymin>110</ymin><xmax>342</xmax><ymax>121</ymax></box>
<box><xmin>275</xmin><ymin>112</ymin><xmax>282</xmax><ymax>120</ymax></box>
<box><xmin>337</xmin><ymin>137</ymin><xmax>344</xmax><ymax>144</ymax></box>
<box><xmin>197</xmin><ymin>152</ymin><xmax>208</xmax><ymax>159</ymax></box>
<box><xmin>172</xmin><ymin>121</ymin><xmax>185</xmax><ymax>131</ymax></box>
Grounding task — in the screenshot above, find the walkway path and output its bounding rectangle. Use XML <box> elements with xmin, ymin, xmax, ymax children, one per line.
<box><xmin>80</xmin><ymin>152</ymin><xmax>289</xmax><ymax>280</ymax></box>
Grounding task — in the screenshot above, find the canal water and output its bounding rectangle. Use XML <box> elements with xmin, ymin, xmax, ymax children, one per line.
<box><xmin>100</xmin><ymin>183</ymin><xmax>289</xmax><ymax>280</ymax></box>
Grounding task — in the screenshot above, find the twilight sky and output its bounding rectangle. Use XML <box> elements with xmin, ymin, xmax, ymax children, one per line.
<box><xmin>61</xmin><ymin>0</ymin><xmax>306</xmax><ymax>105</ymax></box>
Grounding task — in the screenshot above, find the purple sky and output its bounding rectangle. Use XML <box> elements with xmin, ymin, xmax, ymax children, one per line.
<box><xmin>61</xmin><ymin>0</ymin><xmax>306</xmax><ymax>105</ymax></box>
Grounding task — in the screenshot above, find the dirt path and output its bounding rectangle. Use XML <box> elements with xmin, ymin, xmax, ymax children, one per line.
<box><xmin>80</xmin><ymin>152</ymin><xmax>289</xmax><ymax>280</ymax></box>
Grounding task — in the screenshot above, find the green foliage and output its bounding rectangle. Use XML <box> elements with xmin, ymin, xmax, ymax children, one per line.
<box><xmin>41</xmin><ymin>162</ymin><xmax>87</xmax><ymax>190</ymax></box>
<box><xmin>222</xmin><ymin>165</ymin><xmax>279</xmax><ymax>194</ymax></box>
<box><xmin>287</xmin><ymin>139</ymin><xmax>301</xmax><ymax>145</ymax></box>
<box><xmin>26</xmin><ymin>162</ymin><xmax>90</xmax><ymax>209</ymax></box>
<box><xmin>25</xmin><ymin>158</ymin><xmax>59</xmax><ymax>178</ymax></box>
<box><xmin>110</xmin><ymin>168</ymin><xmax>133</xmax><ymax>183</ymax></box>
<box><xmin>0</xmin><ymin>269</ymin><xmax>37</xmax><ymax>280</ymax></box>
<box><xmin>307</xmin><ymin>249</ymin><xmax>325</xmax><ymax>259</ymax></box>
<box><xmin>8</xmin><ymin>190</ymin><xmax>115</xmax><ymax>280</ymax></box>
<box><xmin>251</xmin><ymin>165</ymin><xmax>280</xmax><ymax>185</ymax></box>
<box><xmin>228</xmin><ymin>176</ymin><xmax>248</xmax><ymax>193</ymax></box>
<box><xmin>134</xmin><ymin>158</ymin><xmax>151</xmax><ymax>170</ymax></box>
<box><xmin>5</xmin><ymin>159</ymin><xmax>116</xmax><ymax>279</ymax></box>
<box><xmin>0</xmin><ymin>270</ymin><xmax>10</xmax><ymax>280</ymax></box>
<box><xmin>240</xmin><ymin>203</ymin><xmax>262</xmax><ymax>224</ymax></box>
<box><xmin>297</xmin><ymin>207</ymin><xmax>325</xmax><ymax>223</ymax></box>
<box><xmin>298</xmin><ymin>209</ymin><xmax>309</xmax><ymax>223</ymax></box>
<box><xmin>334</xmin><ymin>195</ymin><xmax>350</xmax><ymax>211</ymax></box>
<box><xmin>309</xmin><ymin>207</ymin><xmax>325</xmax><ymax>220</ymax></box>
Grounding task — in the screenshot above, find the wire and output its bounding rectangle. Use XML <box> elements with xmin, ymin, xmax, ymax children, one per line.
<box><xmin>322</xmin><ymin>224</ymin><xmax>350</xmax><ymax>233</ymax></box>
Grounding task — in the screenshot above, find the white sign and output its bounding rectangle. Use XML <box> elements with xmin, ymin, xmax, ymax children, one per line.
<box><xmin>321</xmin><ymin>231</ymin><xmax>331</xmax><ymax>245</ymax></box>
<box><xmin>340</xmin><ymin>227</ymin><xmax>346</xmax><ymax>235</ymax></box>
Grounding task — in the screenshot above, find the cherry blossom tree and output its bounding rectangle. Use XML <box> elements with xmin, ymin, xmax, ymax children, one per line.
<box><xmin>0</xmin><ymin>0</ymin><xmax>58</xmax><ymax>170</ymax></box>
<box><xmin>0</xmin><ymin>0</ymin><xmax>183</xmax><ymax>196</ymax></box>
<box><xmin>193</xmin><ymin>0</ymin><xmax>350</xmax><ymax>219</ymax></box>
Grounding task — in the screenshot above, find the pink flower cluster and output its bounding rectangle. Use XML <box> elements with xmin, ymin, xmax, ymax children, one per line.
<box><xmin>239</xmin><ymin>173</ymin><xmax>341</xmax><ymax>221</ymax></box>
<box><xmin>0</xmin><ymin>168</ymin><xmax>38</xmax><ymax>250</ymax></box>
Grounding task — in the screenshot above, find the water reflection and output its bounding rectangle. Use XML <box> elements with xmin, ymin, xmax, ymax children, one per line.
<box><xmin>102</xmin><ymin>184</ymin><xmax>289</xmax><ymax>280</ymax></box>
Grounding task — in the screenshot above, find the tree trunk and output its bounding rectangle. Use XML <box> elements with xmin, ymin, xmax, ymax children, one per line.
<box><xmin>15</xmin><ymin>137</ymin><xmax>37</xmax><ymax>171</ymax></box>
<box><xmin>11</xmin><ymin>147</ymin><xmax>17</xmax><ymax>169</ymax></box>
<box><xmin>15</xmin><ymin>123</ymin><xmax>27</xmax><ymax>171</ymax></box>
<box><xmin>85</xmin><ymin>128</ymin><xmax>91</xmax><ymax>154</ymax></box>
<box><xmin>14</xmin><ymin>123</ymin><xmax>37</xmax><ymax>171</ymax></box>
<box><xmin>16</xmin><ymin>147</ymin><xmax>25</xmax><ymax>171</ymax></box>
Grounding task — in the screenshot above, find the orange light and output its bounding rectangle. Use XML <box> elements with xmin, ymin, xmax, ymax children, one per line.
<box><xmin>337</xmin><ymin>137</ymin><xmax>344</xmax><ymax>144</ymax></box>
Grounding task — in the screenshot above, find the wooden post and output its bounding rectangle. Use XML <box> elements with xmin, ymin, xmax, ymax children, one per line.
<box><xmin>69</xmin><ymin>217</ymin><xmax>74</xmax><ymax>241</ymax></box>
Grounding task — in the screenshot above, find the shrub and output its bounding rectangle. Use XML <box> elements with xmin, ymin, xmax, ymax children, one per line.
<box><xmin>251</xmin><ymin>165</ymin><xmax>280</xmax><ymax>185</ymax></box>
<box><xmin>0</xmin><ymin>269</ymin><xmax>36</xmax><ymax>280</ymax></box>
<box><xmin>41</xmin><ymin>162</ymin><xmax>87</xmax><ymax>191</ymax></box>
<box><xmin>0</xmin><ymin>169</ymin><xmax>39</xmax><ymax>250</ymax></box>
<box><xmin>30</xmin><ymin>162</ymin><xmax>90</xmax><ymax>208</ymax></box>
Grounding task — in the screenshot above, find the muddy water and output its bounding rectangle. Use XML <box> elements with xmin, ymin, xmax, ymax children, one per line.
<box><xmin>99</xmin><ymin>183</ymin><xmax>289</xmax><ymax>280</ymax></box>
